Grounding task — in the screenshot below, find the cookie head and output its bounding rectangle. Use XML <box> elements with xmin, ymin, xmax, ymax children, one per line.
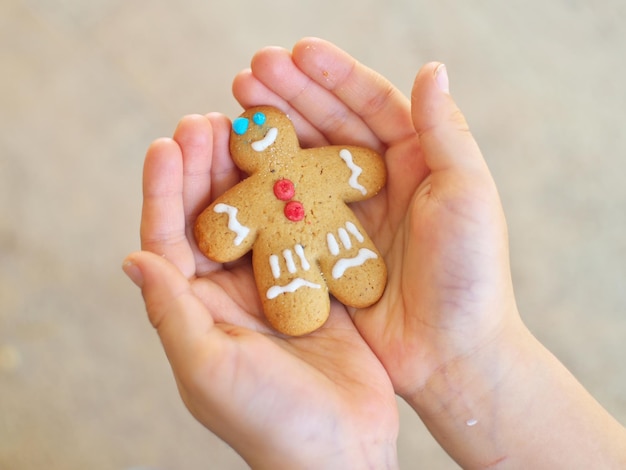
<box><xmin>230</xmin><ymin>106</ymin><xmax>300</xmax><ymax>173</ymax></box>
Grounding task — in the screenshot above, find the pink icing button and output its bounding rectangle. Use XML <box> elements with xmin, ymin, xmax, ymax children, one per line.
<box><xmin>284</xmin><ymin>201</ymin><xmax>304</xmax><ymax>221</ymax></box>
<box><xmin>273</xmin><ymin>179</ymin><xmax>295</xmax><ymax>201</ymax></box>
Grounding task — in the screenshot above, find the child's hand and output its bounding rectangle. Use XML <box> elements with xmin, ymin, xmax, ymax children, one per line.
<box><xmin>124</xmin><ymin>112</ymin><xmax>399</xmax><ymax>469</ymax></box>
<box><xmin>232</xmin><ymin>37</ymin><xmax>626</xmax><ymax>467</ymax></box>
<box><xmin>233</xmin><ymin>36</ymin><xmax>516</xmax><ymax>407</ymax></box>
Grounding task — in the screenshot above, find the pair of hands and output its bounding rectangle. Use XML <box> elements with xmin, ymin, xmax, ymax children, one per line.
<box><xmin>124</xmin><ymin>38</ymin><xmax>521</xmax><ymax>468</ymax></box>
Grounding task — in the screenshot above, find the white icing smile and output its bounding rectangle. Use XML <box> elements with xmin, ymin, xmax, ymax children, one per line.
<box><xmin>266</xmin><ymin>278</ymin><xmax>321</xmax><ymax>300</ymax></box>
<box><xmin>251</xmin><ymin>127</ymin><xmax>278</xmax><ymax>152</ymax></box>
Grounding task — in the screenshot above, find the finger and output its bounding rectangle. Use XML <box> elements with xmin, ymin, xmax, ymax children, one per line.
<box><xmin>140</xmin><ymin>137</ymin><xmax>195</xmax><ymax>277</ymax></box>
<box><xmin>292</xmin><ymin>37</ymin><xmax>414</xmax><ymax>148</ymax></box>
<box><xmin>411</xmin><ymin>63</ymin><xmax>488</xmax><ymax>175</ymax></box>
<box><xmin>410</xmin><ymin>62</ymin><xmax>503</xmax><ymax>244</ymax></box>
<box><xmin>172</xmin><ymin>114</ymin><xmax>214</xmax><ymax>227</ymax></box>
<box><xmin>205</xmin><ymin>112</ymin><xmax>241</xmax><ymax>200</ymax></box>
<box><xmin>251</xmin><ymin>45</ymin><xmax>379</xmax><ymax>148</ymax></box>
<box><xmin>122</xmin><ymin>251</ymin><xmax>224</xmax><ymax>376</ymax></box>
<box><xmin>122</xmin><ymin>251</ymin><xmax>288</xmax><ymax>456</ymax></box>
<box><xmin>245</xmin><ymin>44</ymin><xmax>384</xmax><ymax>151</ymax></box>
<box><xmin>172</xmin><ymin>113</ymin><xmax>237</xmax><ymax>275</ymax></box>
<box><xmin>233</xmin><ymin>67</ymin><xmax>330</xmax><ymax>148</ymax></box>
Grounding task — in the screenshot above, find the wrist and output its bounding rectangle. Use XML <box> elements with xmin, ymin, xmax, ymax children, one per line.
<box><xmin>403</xmin><ymin>317</ymin><xmax>626</xmax><ymax>468</ymax></box>
<box><xmin>402</xmin><ymin>318</ymin><xmax>532</xmax><ymax>467</ymax></box>
<box><xmin>245</xmin><ymin>437</ymin><xmax>399</xmax><ymax>470</ymax></box>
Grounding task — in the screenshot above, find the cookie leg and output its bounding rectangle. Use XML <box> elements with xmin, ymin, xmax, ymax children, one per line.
<box><xmin>254</xmin><ymin>244</ymin><xmax>330</xmax><ymax>336</ymax></box>
<box><xmin>322</xmin><ymin>222</ymin><xmax>387</xmax><ymax>308</ymax></box>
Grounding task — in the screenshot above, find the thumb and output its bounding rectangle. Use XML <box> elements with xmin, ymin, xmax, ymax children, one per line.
<box><xmin>122</xmin><ymin>251</ymin><xmax>216</xmax><ymax>364</ymax></box>
<box><xmin>411</xmin><ymin>63</ymin><xmax>487</xmax><ymax>175</ymax></box>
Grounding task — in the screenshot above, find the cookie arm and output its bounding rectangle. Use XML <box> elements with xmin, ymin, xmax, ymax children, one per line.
<box><xmin>335</xmin><ymin>146</ymin><xmax>386</xmax><ymax>202</ymax></box>
<box><xmin>194</xmin><ymin>192</ymin><xmax>257</xmax><ymax>263</ymax></box>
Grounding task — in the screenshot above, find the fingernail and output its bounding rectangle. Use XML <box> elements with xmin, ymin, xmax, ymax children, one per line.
<box><xmin>122</xmin><ymin>258</ymin><xmax>144</xmax><ymax>288</ymax></box>
<box><xmin>435</xmin><ymin>63</ymin><xmax>449</xmax><ymax>94</ymax></box>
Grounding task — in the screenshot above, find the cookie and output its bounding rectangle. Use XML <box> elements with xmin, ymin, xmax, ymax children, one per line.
<box><xmin>194</xmin><ymin>106</ymin><xmax>387</xmax><ymax>336</ymax></box>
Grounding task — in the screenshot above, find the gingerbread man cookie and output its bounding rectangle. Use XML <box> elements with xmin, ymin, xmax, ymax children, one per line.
<box><xmin>194</xmin><ymin>106</ymin><xmax>387</xmax><ymax>336</ymax></box>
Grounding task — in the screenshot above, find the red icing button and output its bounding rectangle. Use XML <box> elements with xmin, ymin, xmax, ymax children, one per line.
<box><xmin>284</xmin><ymin>201</ymin><xmax>305</xmax><ymax>221</ymax></box>
<box><xmin>273</xmin><ymin>179</ymin><xmax>295</xmax><ymax>201</ymax></box>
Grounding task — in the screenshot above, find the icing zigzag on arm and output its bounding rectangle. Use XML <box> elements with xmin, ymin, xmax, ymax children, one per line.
<box><xmin>339</xmin><ymin>149</ymin><xmax>367</xmax><ymax>195</ymax></box>
<box><xmin>214</xmin><ymin>203</ymin><xmax>250</xmax><ymax>246</ymax></box>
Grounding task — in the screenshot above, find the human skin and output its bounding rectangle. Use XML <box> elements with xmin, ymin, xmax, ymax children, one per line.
<box><xmin>125</xmin><ymin>37</ymin><xmax>626</xmax><ymax>468</ymax></box>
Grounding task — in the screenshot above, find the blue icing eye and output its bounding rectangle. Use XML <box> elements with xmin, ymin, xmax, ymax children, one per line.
<box><xmin>252</xmin><ymin>112</ymin><xmax>266</xmax><ymax>126</ymax></box>
<box><xmin>233</xmin><ymin>117</ymin><xmax>249</xmax><ymax>135</ymax></box>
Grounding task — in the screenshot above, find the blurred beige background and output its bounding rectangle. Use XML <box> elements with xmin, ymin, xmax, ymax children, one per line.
<box><xmin>1</xmin><ymin>0</ymin><xmax>625</xmax><ymax>468</ymax></box>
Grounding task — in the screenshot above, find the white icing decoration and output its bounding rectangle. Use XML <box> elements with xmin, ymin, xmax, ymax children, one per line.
<box><xmin>269</xmin><ymin>255</ymin><xmax>281</xmax><ymax>279</ymax></box>
<box><xmin>345</xmin><ymin>221</ymin><xmax>364</xmax><ymax>242</ymax></box>
<box><xmin>269</xmin><ymin>245</ymin><xmax>311</xmax><ymax>279</ymax></box>
<box><xmin>283</xmin><ymin>249</ymin><xmax>296</xmax><ymax>273</ymax></box>
<box><xmin>332</xmin><ymin>248</ymin><xmax>377</xmax><ymax>279</ymax></box>
<box><xmin>251</xmin><ymin>127</ymin><xmax>278</xmax><ymax>152</ymax></box>
<box><xmin>214</xmin><ymin>203</ymin><xmax>250</xmax><ymax>246</ymax></box>
<box><xmin>294</xmin><ymin>244</ymin><xmax>310</xmax><ymax>270</ymax></box>
<box><xmin>338</xmin><ymin>227</ymin><xmax>352</xmax><ymax>249</ymax></box>
<box><xmin>266</xmin><ymin>278</ymin><xmax>322</xmax><ymax>300</ymax></box>
<box><xmin>327</xmin><ymin>222</ymin><xmax>365</xmax><ymax>256</ymax></box>
<box><xmin>327</xmin><ymin>233</ymin><xmax>340</xmax><ymax>256</ymax></box>
<box><xmin>339</xmin><ymin>149</ymin><xmax>367</xmax><ymax>195</ymax></box>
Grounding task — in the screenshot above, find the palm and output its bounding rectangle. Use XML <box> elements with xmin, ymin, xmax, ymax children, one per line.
<box><xmin>188</xmin><ymin>276</ymin><xmax>396</xmax><ymax>459</ymax></box>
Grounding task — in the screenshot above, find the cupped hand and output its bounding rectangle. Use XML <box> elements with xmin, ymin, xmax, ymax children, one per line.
<box><xmin>124</xmin><ymin>111</ymin><xmax>398</xmax><ymax>468</ymax></box>
<box><xmin>232</xmin><ymin>37</ymin><xmax>522</xmax><ymax>400</ymax></box>
<box><xmin>249</xmin><ymin>39</ymin><xmax>626</xmax><ymax>470</ymax></box>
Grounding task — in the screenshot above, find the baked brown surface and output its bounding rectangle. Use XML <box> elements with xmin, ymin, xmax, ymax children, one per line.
<box><xmin>195</xmin><ymin>106</ymin><xmax>387</xmax><ymax>335</ymax></box>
